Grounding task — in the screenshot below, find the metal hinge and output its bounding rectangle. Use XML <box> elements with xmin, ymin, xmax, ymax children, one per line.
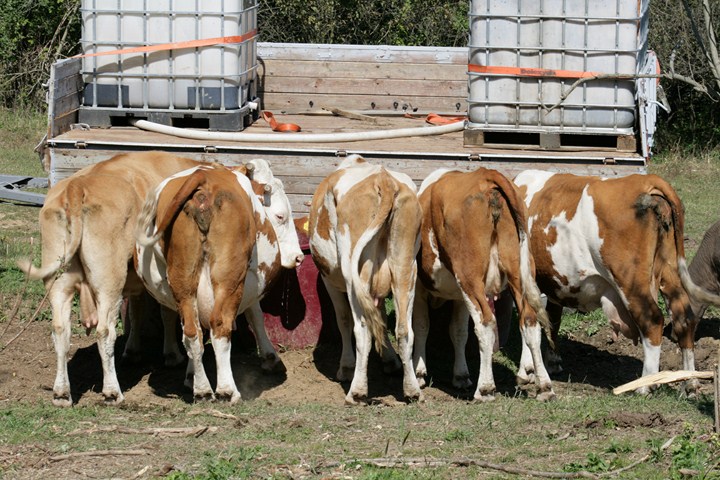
<box><xmin>204</xmin><ymin>146</ymin><xmax>218</xmax><ymax>153</ymax></box>
<box><xmin>335</xmin><ymin>150</ymin><xmax>348</xmax><ymax>157</ymax></box>
<box><xmin>469</xmin><ymin>153</ymin><xmax>482</xmax><ymax>161</ymax></box>
<box><xmin>75</xmin><ymin>141</ymin><xmax>87</xmax><ymax>149</ymax></box>
<box><xmin>603</xmin><ymin>157</ymin><xmax>617</xmax><ymax>165</ymax></box>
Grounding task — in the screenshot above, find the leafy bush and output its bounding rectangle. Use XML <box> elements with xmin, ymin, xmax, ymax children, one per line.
<box><xmin>0</xmin><ymin>0</ymin><xmax>81</xmax><ymax>109</ymax></box>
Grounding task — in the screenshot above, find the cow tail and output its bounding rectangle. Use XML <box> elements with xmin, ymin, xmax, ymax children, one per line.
<box><xmin>349</xmin><ymin>170</ymin><xmax>397</xmax><ymax>353</ymax></box>
<box><xmin>18</xmin><ymin>180</ymin><xmax>84</xmax><ymax>281</ymax></box>
<box><xmin>137</xmin><ymin>170</ymin><xmax>209</xmax><ymax>247</ymax></box>
<box><xmin>651</xmin><ymin>178</ymin><xmax>720</xmax><ymax>306</ymax></box>
<box><xmin>489</xmin><ymin>170</ymin><xmax>554</xmax><ymax>347</ymax></box>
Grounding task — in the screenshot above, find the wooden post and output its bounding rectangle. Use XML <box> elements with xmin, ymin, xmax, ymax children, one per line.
<box><xmin>715</xmin><ymin>342</ymin><xmax>720</xmax><ymax>433</ymax></box>
<box><xmin>715</xmin><ymin>363</ymin><xmax>720</xmax><ymax>433</ymax></box>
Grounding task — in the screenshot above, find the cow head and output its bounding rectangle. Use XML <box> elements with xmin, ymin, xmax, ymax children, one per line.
<box><xmin>259</xmin><ymin>177</ymin><xmax>305</xmax><ymax>269</ymax></box>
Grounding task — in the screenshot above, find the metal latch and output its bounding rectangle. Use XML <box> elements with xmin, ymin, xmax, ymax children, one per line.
<box><xmin>204</xmin><ymin>146</ymin><xmax>218</xmax><ymax>153</ymax></box>
<box><xmin>603</xmin><ymin>157</ymin><xmax>617</xmax><ymax>165</ymax></box>
<box><xmin>75</xmin><ymin>141</ymin><xmax>87</xmax><ymax>149</ymax></box>
<box><xmin>469</xmin><ymin>153</ymin><xmax>482</xmax><ymax>161</ymax></box>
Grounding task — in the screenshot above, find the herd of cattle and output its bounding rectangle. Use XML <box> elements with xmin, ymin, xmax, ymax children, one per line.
<box><xmin>17</xmin><ymin>151</ymin><xmax>720</xmax><ymax>406</ymax></box>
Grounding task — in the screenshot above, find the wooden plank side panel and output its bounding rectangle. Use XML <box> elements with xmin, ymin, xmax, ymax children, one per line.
<box><xmin>258</xmin><ymin>43</ymin><xmax>467</xmax><ymax>65</ymax></box>
<box><xmin>260</xmin><ymin>60</ymin><xmax>467</xmax><ymax>81</ymax></box>
<box><xmin>49</xmin><ymin>148</ymin><xmax>646</xmax><ymax>216</ymax></box>
<box><xmin>261</xmin><ymin>76</ymin><xmax>466</xmax><ymax>98</ymax></box>
<box><xmin>261</xmin><ymin>93</ymin><xmax>467</xmax><ymax>113</ymax></box>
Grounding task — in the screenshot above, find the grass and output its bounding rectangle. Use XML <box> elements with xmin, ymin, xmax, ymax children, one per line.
<box><xmin>0</xmin><ymin>392</ymin><xmax>715</xmax><ymax>478</ymax></box>
<box><xmin>0</xmin><ymin>108</ymin><xmax>47</xmax><ymax>177</ymax></box>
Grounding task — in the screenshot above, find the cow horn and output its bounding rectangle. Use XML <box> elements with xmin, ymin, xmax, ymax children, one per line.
<box><xmin>263</xmin><ymin>183</ymin><xmax>273</xmax><ymax>194</ymax></box>
<box><xmin>244</xmin><ymin>162</ymin><xmax>256</xmax><ymax>172</ymax></box>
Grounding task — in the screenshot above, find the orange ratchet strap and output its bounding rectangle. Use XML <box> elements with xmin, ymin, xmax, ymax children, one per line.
<box><xmin>468</xmin><ymin>64</ymin><xmax>601</xmax><ymax>79</ymax></box>
<box><xmin>424</xmin><ymin>113</ymin><xmax>466</xmax><ymax>125</ymax></box>
<box><xmin>73</xmin><ymin>30</ymin><xmax>258</xmax><ymax>58</ymax></box>
<box><xmin>262</xmin><ymin>111</ymin><xmax>302</xmax><ymax>132</ymax></box>
<box><xmin>404</xmin><ymin>113</ymin><xmax>466</xmax><ymax>124</ymax></box>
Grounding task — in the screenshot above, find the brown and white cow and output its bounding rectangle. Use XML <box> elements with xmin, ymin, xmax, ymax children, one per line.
<box><xmin>413</xmin><ymin>167</ymin><xmax>555</xmax><ymax>402</ymax></box>
<box><xmin>18</xmin><ymin>151</ymin><xmax>202</xmax><ymax>406</ymax></box>
<box><xmin>135</xmin><ymin>160</ymin><xmax>304</xmax><ymax>402</ymax></box>
<box><xmin>308</xmin><ymin>154</ymin><xmax>423</xmax><ymax>404</ymax></box>
<box><xmin>511</xmin><ymin>170</ymin><xmax>720</xmax><ymax>394</ymax></box>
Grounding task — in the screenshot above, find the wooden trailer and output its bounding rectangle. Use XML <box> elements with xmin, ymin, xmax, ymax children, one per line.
<box><xmin>40</xmin><ymin>42</ymin><xmax>654</xmax><ymax>347</ymax></box>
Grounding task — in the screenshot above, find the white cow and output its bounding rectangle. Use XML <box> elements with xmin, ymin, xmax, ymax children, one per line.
<box><xmin>308</xmin><ymin>154</ymin><xmax>423</xmax><ymax>404</ymax></box>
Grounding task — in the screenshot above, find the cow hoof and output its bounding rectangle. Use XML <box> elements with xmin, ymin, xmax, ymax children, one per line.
<box><xmin>336</xmin><ymin>366</ymin><xmax>354</xmax><ymax>383</ymax></box>
<box><xmin>102</xmin><ymin>391</ymin><xmax>124</xmax><ymax>406</ymax></box>
<box><xmin>404</xmin><ymin>388</ymin><xmax>424</xmax><ymax>403</ymax></box>
<box><xmin>193</xmin><ymin>391</ymin><xmax>215</xmax><ymax>403</ymax></box>
<box><xmin>344</xmin><ymin>393</ymin><xmax>368</xmax><ymax>406</ymax></box>
<box><xmin>473</xmin><ymin>390</ymin><xmax>496</xmax><ymax>403</ymax></box>
<box><xmin>216</xmin><ymin>390</ymin><xmax>242</xmax><ymax>404</ymax></box>
<box><xmin>515</xmin><ymin>372</ymin><xmax>536</xmax><ymax>386</ymax></box>
<box><xmin>52</xmin><ymin>395</ymin><xmax>73</xmax><ymax>408</ymax></box>
<box><xmin>682</xmin><ymin>379</ymin><xmax>700</xmax><ymax>398</ymax></box>
<box><xmin>416</xmin><ymin>374</ymin><xmax>427</xmax><ymax>389</ymax></box>
<box><xmin>536</xmin><ymin>389</ymin><xmax>557</xmax><ymax>402</ymax></box>
<box><xmin>261</xmin><ymin>355</ymin><xmax>286</xmax><ymax>374</ymax></box>
<box><xmin>164</xmin><ymin>351</ymin><xmax>186</xmax><ymax>368</ymax></box>
<box><xmin>452</xmin><ymin>375</ymin><xmax>473</xmax><ymax>390</ymax></box>
<box><xmin>633</xmin><ymin>385</ymin><xmax>651</xmax><ymax>396</ymax></box>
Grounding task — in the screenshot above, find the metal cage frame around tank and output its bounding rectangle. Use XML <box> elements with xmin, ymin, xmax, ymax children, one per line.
<box><xmin>467</xmin><ymin>0</ymin><xmax>651</xmax><ymax>135</ymax></box>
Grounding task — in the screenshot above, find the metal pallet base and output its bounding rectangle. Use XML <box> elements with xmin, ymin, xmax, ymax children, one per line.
<box><xmin>78</xmin><ymin>101</ymin><xmax>259</xmax><ymax>132</ymax></box>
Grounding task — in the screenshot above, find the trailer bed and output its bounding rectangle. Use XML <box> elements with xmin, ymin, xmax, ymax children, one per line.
<box><xmin>44</xmin><ymin>42</ymin><xmax>648</xmax><ymax>216</ymax></box>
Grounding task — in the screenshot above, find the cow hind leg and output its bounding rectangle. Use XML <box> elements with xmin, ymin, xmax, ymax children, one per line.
<box><xmin>160</xmin><ymin>306</ymin><xmax>185</xmax><ymax>367</ymax></box>
<box><xmin>49</xmin><ymin>278</ymin><xmax>77</xmax><ymax>407</ymax></box>
<box><xmin>625</xmin><ymin>297</ymin><xmax>664</xmax><ymax>396</ymax></box>
<box><xmin>210</xmin><ymin>295</ymin><xmax>242</xmax><ymax>404</ymax></box>
<box><xmin>323</xmin><ymin>279</ymin><xmax>355</xmax><ymax>382</ymax></box>
<box><xmin>345</xmin><ymin>290</ymin><xmax>372</xmax><ymax>404</ymax></box>
<box><xmin>462</xmin><ymin>290</ymin><xmax>496</xmax><ymax>402</ymax></box>
<box><xmin>449</xmin><ymin>300</ymin><xmax>472</xmax><ymax>390</ymax></box>
<box><xmin>121</xmin><ymin>293</ymin><xmax>144</xmax><ymax>365</ymax></box>
<box><xmin>664</xmin><ymin>283</ymin><xmax>700</xmax><ymax>395</ymax></box>
<box><xmin>544</xmin><ymin>301</ymin><xmax>564</xmax><ymax>375</ymax></box>
<box><xmin>391</xmin><ymin>278</ymin><xmax>423</xmax><ymax>402</ymax></box>
<box><xmin>93</xmin><ymin>291</ymin><xmax>124</xmax><ymax>405</ymax></box>
<box><xmin>412</xmin><ymin>285</ymin><xmax>430</xmax><ymax>388</ymax></box>
<box><xmin>378</xmin><ymin>316</ymin><xmax>402</xmax><ymax>376</ymax></box>
<box><xmin>514</xmin><ymin>302</ymin><xmax>555</xmax><ymax>402</ymax></box>
<box><xmin>245</xmin><ymin>302</ymin><xmax>286</xmax><ymax>374</ymax></box>
<box><xmin>179</xmin><ymin>300</ymin><xmax>213</xmax><ymax>401</ymax></box>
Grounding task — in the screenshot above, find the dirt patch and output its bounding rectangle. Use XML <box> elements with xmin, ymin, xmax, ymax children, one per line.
<box><xmin>1</xmin><ymin>310</ymin><xmax>719</xmax><ymax>407</ymax></box>
<box><xmin>581</xmin><ymin>412</ymin><xmax>669</xmax><ymax>429</ymax></box>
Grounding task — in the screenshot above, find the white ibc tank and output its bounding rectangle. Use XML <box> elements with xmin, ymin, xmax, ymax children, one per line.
<box><xmin>468</xmin><ymin>0</ymin><xmax>649</xmax><ymax>133</ymax></box>
<box><xmin>81</xmin><ymin>0</ymin><xmax>257</xmax><ymax>110</ymax></box>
